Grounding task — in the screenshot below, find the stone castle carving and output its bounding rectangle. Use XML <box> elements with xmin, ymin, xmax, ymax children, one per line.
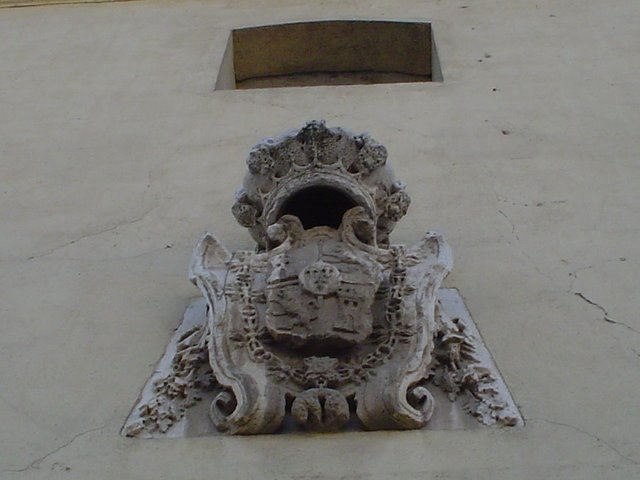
<box><xmin>123</xmin><ymin>121</ymin><xmax>522</xmax><ymax>436</ymax></box>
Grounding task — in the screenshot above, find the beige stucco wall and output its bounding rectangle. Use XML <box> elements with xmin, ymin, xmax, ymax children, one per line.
<box><xmin>1</xmin><ymin>0</ymin><xmax>639</xmax><ymax>478</ymax></box>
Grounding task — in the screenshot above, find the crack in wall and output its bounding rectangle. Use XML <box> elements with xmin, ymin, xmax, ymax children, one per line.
<box><xmin>0</xmin><ymin>425</ymin><xmax>105</xmax><ymax>473</ymax></box>
<box><xmin>496</xmin><ymin>208</ymin><xmax>554</xmax><ymax>282</ymax></box>
<box><xmin>566</xmin><ymin>257</ymin><xmax>633</xmax><ymax>292</ymax></box>
<box><xmin>573</xmin><ymin>292</ymin><xmax>640</xmax><ymax>335</ymax></box>
<box><xmin>25</xmin><ymin>206</ymin><xmax>157</xmax><ymax>261</ymax></box>
<box><xmin>497</xmin><ymin>209</ymin><xmax>519</xmax><ymax>241</ymax></box>
<box><xmin>530</xmin><ymin>418</ymin><xmax>640</xmax><ymax>466</ymax></box>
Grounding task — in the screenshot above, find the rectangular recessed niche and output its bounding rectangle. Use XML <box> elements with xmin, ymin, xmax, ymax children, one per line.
<box><xmin>215</xmin><ymin>20</ymin><xmax>442</xmax><ymax>90</ymax></box>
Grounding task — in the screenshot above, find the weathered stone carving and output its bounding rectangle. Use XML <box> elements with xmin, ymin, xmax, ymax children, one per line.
<box><xmin>123</xmin><ymin>121</ymin><xmax>522</xmax><ymax>437</ymax></box>
<box><xmin>231</xmin><ymin>120</ymin><xmax>410</xmax><ymax>248</ymax></box>
<box><xmin>430</xmin><ymin>291</ymin><xmax>521</xmax><ymax>427</ymax></box>
<box><xmin>123</xmin><ymin>323</ymin><xmax>218</xmax><ymax>437</ymax></box>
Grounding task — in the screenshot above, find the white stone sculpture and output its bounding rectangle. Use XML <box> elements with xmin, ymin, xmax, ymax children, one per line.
<box><xmin>123</xmin><ymin>121</ymin><xmax>522</xmax><ymax>437</ymax></box>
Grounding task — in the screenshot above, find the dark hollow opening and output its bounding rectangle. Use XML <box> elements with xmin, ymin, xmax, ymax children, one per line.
<box><xmin>280</xmin><ymin>186</ymin><xmax>358</xmax><ymax>229</ymax></box>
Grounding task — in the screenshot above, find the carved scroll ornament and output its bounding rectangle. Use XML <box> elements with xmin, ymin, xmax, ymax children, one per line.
<box><xmin>191</xmin><ymin>121</ymin><xmax>450</xmax><ymax>433</ymax></box>
<box><xmin>124</xmin><ymin>121</ymin><xmax>521</xmax><ymax>436</ymax></box>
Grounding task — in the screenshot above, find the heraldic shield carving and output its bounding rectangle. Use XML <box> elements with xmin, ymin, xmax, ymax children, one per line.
<box><xmin>190</xmin><ymin>120</ymin><xmax>451</xmax><ymax>434</ymax></box>
<box><xmin>123</xmin><ymin>121</ymin><xmax>523</xmax><ymax>437</ymax></box>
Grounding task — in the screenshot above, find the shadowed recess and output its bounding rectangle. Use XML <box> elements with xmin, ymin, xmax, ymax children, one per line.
<box><xmin>215</xmin><ymin>20</ymin><xmax>442</xmax><ymax>90</ymax></box>
<box><xmin>279</xmin><ymin>186</ymin><xmax>358</xmax><ymax>229</ymax></box>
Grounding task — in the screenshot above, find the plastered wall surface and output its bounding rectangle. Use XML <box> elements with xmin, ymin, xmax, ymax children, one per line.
<box><xmin>1</xmin><ymin>1</ymin><xmax>639</xmax><ymax>478</ymax></box>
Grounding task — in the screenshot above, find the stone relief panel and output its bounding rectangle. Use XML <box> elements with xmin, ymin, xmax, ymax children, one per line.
<box><xmin>123</xmin><ymin>121</ymin><xmax>522</xmax><ymax>437</ymax></box>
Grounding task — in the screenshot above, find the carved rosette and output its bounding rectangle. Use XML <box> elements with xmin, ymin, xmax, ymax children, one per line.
<box><xmin>184</xmin><ymin>122</ymin><xmax>453</xmax><ymax>434</ymax></box>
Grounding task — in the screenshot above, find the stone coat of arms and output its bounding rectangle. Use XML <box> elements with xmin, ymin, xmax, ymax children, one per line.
<box><xmin>189</xmin><ymin>121</ymin><xmax>451</xmax><ymax>433</ymax></box>
<box><xmin>123</xmin><ymin>121</ymin><xmax>522</xmax><ymax>437</ymax></box>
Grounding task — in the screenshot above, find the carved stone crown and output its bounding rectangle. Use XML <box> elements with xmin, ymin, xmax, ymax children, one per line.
<box><xmin>232</xmin><ymin>120</ymin><xmax>411</xmax><ymax>248</ymax></box>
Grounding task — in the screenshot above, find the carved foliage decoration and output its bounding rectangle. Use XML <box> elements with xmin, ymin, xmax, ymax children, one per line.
<box><xmin>124</xmin><ymin>121</ymin><xmax>522</xmax><ymax>437</ymax></box>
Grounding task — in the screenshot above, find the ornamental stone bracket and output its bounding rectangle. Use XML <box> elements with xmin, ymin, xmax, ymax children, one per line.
<box><xmin>123</xmin><ymin>121</ymin><xmax>523</xmax><ymax>437</ymax></box>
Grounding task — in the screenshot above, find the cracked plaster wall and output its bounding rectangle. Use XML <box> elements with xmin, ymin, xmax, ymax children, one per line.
<box><xmin>1</xmin><ymin>0</ymin><xmax>640</xmax><ymax>479</ymax></box>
